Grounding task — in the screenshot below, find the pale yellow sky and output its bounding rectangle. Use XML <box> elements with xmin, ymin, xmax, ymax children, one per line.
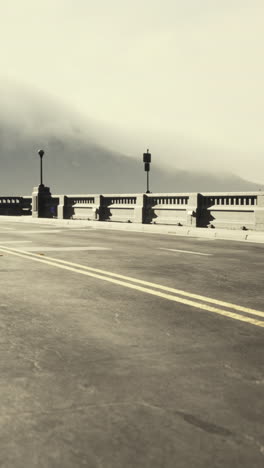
<box><xmin>0</xmin><ymin>0</ymin><xmax>264</xmax><ymax>182</ymax></box>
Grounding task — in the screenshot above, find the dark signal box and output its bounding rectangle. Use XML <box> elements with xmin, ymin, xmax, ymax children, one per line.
<box><xmin>143</xmin><ymin>152</ymin><xmax>151</xmax><ymax>163</ymax></box>
<box><xmin>144</xmin><ymin>162</ymin><xmax>150</xmax><ymax>172</ymax></box>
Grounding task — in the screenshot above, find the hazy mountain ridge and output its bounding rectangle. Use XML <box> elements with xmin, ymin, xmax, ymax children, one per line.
<box><xmin>0</xmin><ymin>87</ymin><xmax>263</xmax><ymax>195</ymax></box>
<box><xmin>0</xmin><ymin>127</ymin><xmax>262</xmax><ymax>196</ymax></box>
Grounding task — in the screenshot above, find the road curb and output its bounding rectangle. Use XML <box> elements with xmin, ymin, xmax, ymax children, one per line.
<box><xmin>1</xmin><ymin>216</ymin><xmax>264</xmax><ymax>244</ymax></box>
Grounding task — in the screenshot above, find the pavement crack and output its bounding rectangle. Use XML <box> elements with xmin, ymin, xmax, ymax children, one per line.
<box><xmin>139</xmin><ymin>401</ymin><xmax>166</xmax><ymax>413</ymax></box>
<box><xmin>174</xmin><ymin>411</ymin><xmax>233</xmax><ymax>437</ymax></box>
<box><xmin>0</xmin><ymin>401</ymin><xmax>141</xmax><ymax>418</ymax></box>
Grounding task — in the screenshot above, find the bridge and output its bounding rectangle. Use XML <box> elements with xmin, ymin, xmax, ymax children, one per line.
<box><xmin>1</xmin><ymin>185</ymin><xmax>264</xmax><ymax>230</ymax></box>
<box><xmin>0</xmin><ymin>189</ymin><xmax>264</xmax><ymax>467</ymax></box>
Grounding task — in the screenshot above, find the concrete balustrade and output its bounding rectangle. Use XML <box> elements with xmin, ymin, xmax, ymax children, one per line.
<box><xmin>198</xmin><ymin>192</ymin><xmax>263</xmax><ymax>230</ymax></box>
<box><xmin>57</xmin><ymin>195</ymin><xmax>101</xmax><ymax>220</ymax></box>
<box><xmin>100</xmin><ymin>194</ymin><xmax>144</xmax><ymax>223</ymax></box>
<box><xmin>0</xmin><ymin>187</ymin><xmax>264</xmax><ymax>231</ymax></box>
<box><xmin>0</xmin><ymin>196</ymin><xmax>32</xmax><ymax>216</ymax></box>
<box><xmin>145</xmin><ymin>193</ymin><xmax>198</xmax><ymax>226</ymax></box>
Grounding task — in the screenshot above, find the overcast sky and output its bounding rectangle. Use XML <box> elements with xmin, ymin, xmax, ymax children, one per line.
<box><xmin>0</xmin><ymin>0</ymin><xmax>264</xmax><ymax>183</ymax></box>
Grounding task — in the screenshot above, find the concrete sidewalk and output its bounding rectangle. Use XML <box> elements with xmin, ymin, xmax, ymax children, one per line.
<box><xmin>1</xmin><ymin>215</ymin><xmax>264</xmax><ymax>244</ymax></box>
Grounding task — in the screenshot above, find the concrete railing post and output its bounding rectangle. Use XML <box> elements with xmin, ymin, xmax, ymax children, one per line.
<box><xmin>94</xmin><ymin>195</ymin><xmax>102</xmax><ymax>220</ymax></box>
<box><xmin>186</xmin><ymin>193</ymin><xmax>198</xmax><ymax>227</ymax></box>
<box><xmin>255</xmin><ymin>193</ymin><xmax>264</xmax><ymax>231</ymax></box>
<box><xmin>31</xmin><ymin>185</ymin><xmax>52</xmax><ymax>218</ymax></box>
<box><xmin>58</xmin><ymin>195</ymin><xmax>66</xmax><ymax>219</ymax></box>
<box><xmin>32</xmin><ymin>187</ymin><xmax>39</xmax><ymax>218</ymax></box>
<box><xmin>134</xmin><ymin>194</ymin><xmax>146</xmax><ymax>223</ymax></box>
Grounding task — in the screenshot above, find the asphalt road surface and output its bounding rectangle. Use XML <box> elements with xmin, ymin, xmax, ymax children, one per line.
<box><xmin>0</xmin><ymin>220</ymin><xmax>263</xmax><ymax>468</ymax></box>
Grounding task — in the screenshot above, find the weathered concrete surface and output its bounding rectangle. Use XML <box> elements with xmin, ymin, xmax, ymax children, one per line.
<box><xmin>0</xmin><ymin>219</ymin><xmax>263</xmax><ymax>467</ymax></box>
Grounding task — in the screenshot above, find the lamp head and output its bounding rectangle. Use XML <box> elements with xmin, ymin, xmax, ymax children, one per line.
<box><xmin>38</xmin><ymin>149</ymin><xmax>45</xmax><ymax>158</ymax></box>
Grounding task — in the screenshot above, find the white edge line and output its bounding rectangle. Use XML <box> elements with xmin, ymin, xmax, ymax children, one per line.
<box><xmin>0</xmin><ymin>240</ymin><xmax>33</xmax><ymax>244</ymax></box>
<box><xmin>15</xmin><ymin>246</ymin><xmax>112</xmax><ymax>252</ymax></box>
<box><xmin>159</xmin><ymin>248</ymin><xmax>212</xmax><ymax>256</ymax></box>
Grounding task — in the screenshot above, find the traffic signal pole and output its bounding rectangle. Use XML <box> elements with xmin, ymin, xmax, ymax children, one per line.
<box><xmin>143</xmin><ymin>149</ymin><xmax>151</xmax><ymax>193</ymax></box>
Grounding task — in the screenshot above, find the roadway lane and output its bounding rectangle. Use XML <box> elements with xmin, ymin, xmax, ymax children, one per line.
<box><xmin>0</xmin><ymin>220</ymin><xmax>263</xmax><ymax>467</ymax></box>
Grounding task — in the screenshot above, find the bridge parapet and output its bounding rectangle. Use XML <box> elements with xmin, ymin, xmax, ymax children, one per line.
<box><xmin>144</xmin><ymin>193</ymin><xmax>197</xmax><ymax>226</ymax></box>
<box><xmin>0</xmin><ymin>196</ymin><xmax>32</xmax><ymax>216</ymax></box>
<box><xmin>198</xmin><ymin>192</ymin><xmax>264</xmax><ymax>230</ymax></box>
<box><xmin>1</xmin><ymin>189</ymin><xmax>264</xmax><ymax>231</ymax></box>
<box><xmin>57</xmin><ymin>194</ymin><xmax>101</xmax><ymax>220</ymax></box>
<box><xmin>51</xmin><ymin>192</ymin><xmax>197</xmax><ymax>225</ymax></box>
<box><xmin>100</xmin><ymin>194</ymin><xmax>143</xmax><ymax>223</ymax></box>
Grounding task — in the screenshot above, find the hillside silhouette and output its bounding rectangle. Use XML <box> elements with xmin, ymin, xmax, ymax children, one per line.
<box><xmin>0</xmin><ymin>85</ymin><xmax>263</xmax><ymax>195</ymax></box>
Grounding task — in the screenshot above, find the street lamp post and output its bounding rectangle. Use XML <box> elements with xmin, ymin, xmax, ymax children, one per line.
<box><xmin>32</xmin><ymin>148</ymin><xmax>52</xmax><ymax>219</ymax></box>
<box><xmin>38</xmin><ymin>149</ymin><xmax>45</xmax><ymax>186</ymax></box>
<box><xmin>143</xmin><ymin>149</ymin><xmax>151</xmax><ymax>193</ymax></box>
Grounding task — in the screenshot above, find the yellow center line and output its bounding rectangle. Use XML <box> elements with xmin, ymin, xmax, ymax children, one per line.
<box><xmin>0</xmin><ymin>246</ymin><xmax>263</xmax><ymax>329</ymax></box>
<box><xmin>1</xmin><ymin>245</ymin><xmax>263</xmax><ymax>319</ymax></box>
